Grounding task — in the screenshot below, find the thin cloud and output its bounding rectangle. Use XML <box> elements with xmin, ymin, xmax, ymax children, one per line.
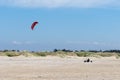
<box><xmin>0</xmin><ymin>0</ymin><xmax>120</xmax><ymax>8</ymax></box>
<box><xmin>12</xmin><ymin>41</ymin><xmax>22</xmax><ymax>45</ymax></box>
<box><xmin>67</xmin><ymin>41</ymin><xmax>110</xmax><ymax>46</ymax></box>
<box><xmin>12</xmin><ymin>41</ymin><xmax>34</xmax><ymax>45</ymax></box>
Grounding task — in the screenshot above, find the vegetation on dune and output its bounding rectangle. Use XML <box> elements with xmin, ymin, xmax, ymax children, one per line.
<box><xmin>0</xmin><ymin>49</ymin><xmax>120</xmax><ymax>58</ymax></box>
<box><xmin>33</xmin><ymin>52</ymin><xmax>47</xmax><ymax>57</ymax></box>
<box><xmin>0</xmin><ymin>51</ymin><xmax>20</xmax><ymax>57</ymax></box>
<box><xmin>75</xmin><ymin>52</ymin><xmax>93</xmax><ymax>57</ymax></box>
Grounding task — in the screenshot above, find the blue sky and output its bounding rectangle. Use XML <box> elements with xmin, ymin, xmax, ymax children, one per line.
<box><xmin>1</xmin><ymin>0</ymin><xmax>120</xmax><ymax>51</ymax></box>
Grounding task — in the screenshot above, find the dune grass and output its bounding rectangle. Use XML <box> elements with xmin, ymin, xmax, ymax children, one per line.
<box><xmin>1</xmin><ymin>52</ymin><xmax>20</xmax><ymax>57</ymax></box>
<box><xmin>0</xmin><ymin>51</ymin><xmax>120</xmax><ymax>58</ymax></box>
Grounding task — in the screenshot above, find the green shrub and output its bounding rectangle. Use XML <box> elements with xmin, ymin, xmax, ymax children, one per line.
<box><xmin>5</xmin><ymin>52</ymin><xmax>20</xmax><ymax>57</ymax></box>
<box><xmin>34</xmin><ymin>52</ymin><xmax>47</xmax><ymax>57</ymax></box>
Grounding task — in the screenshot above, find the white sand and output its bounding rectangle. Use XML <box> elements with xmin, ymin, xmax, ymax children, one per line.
<box><xmin>0</xmin><ymin>56</ymin><xmax>120</xmax><ymax>80</ymax></box>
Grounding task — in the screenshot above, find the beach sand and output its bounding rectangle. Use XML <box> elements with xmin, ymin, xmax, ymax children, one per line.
<box><xmin>0</xmin><ymin>56</ymin><xmax>120</xmax><ymax>80</ymax></box>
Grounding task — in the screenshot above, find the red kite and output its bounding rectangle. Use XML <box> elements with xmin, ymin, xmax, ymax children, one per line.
<box><xmin>31</xmin><ymin>21</ymin><xmax>38</xmax><ymax>30</ymax></box>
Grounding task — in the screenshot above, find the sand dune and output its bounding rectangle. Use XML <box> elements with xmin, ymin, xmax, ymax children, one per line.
<box><xmin>0</xmin><ymin>56</ymin><xmax>120</xmax><ymax>80</ymax></box>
